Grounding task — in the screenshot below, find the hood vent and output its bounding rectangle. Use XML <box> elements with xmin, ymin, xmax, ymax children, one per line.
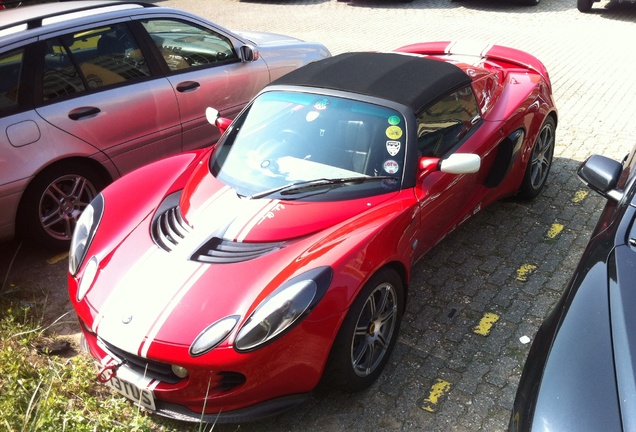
<box><xmin>152</xmin><ymin>205</ymin><xmax>192</xmax><ymax>251</ymax></box>
<box><xmin>191</xmin><ymin>237</ymin><xmax>283</xmax><ymax>264</ymax></box>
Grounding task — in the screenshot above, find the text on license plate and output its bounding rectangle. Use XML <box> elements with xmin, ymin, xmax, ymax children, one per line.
<box><xmin>106</xmin><ymin>375</ymin><xmax>156</xmax><ymax>411</ymax></box>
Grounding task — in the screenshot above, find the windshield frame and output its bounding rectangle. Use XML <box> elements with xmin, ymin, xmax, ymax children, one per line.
<box><xmin>209</xmin><ymin>86</ymin><xmax>418</xmax><ymax>201</ymax></box>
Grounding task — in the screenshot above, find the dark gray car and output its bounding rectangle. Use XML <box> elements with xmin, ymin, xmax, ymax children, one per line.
<box><xmin>0</xmin><ymin>1</ymin><xmax>330</xmax><ymax>248</ymax></box>
<box><xmin>510</xmin><ymin>145</ymin><xmax>636</xmax><ymax>431</ymax></box>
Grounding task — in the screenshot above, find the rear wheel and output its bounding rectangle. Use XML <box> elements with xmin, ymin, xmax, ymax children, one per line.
<box><xmin>18</xmin><ymin>162</ymin><xmax>107</xmax><ymax>249</ymax></box>
<box><xmin>518</xmin><ymin>117</ymin><xmax>555</xmax><ymax>200</ymax></box>
<box><xmin>321</xmin><ymin>268</ymin><xmax>404</xmax><ymax>392</ymax></box>
<box><xmin>577</xmin><ymin>0</ymin><xmax>594</xmax><ymax>12</ymax></box>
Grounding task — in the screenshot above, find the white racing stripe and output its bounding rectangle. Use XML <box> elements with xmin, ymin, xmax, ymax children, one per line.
<box><xmin>92</xmin><ymin>246</ymin><xmax>159</xmax><ymax>334</ymax></box>
<box><xmin>140</xmin><ymin>263</ymin><xmax>208</xmax><ymax>358</ymax></box>
<box><xmin>94</xmin><ymin>185</ymin><xmax>282</xmax><ymax>358</ymax></box>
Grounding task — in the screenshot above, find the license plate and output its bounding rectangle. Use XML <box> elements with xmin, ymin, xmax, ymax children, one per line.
<box><xmin>106</xmin><ymin>375</ymin><xmax>156</xmax><ymax>411</ymax></box>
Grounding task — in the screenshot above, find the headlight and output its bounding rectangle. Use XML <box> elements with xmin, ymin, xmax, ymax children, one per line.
<box><xmin>76</xmin><ymin>256</ymin><xmax>98</xmax><ymax>302</ymax></box>
<box><xmin>69</xmin><ymin>194</ymin><xmax>104</xmax><ymax>276</ymax></box>
<box><xmin>235</xmin><ymin>266</ymin><xmax>333</xmax><ymax>352</ymax></box>
<box><xmin>190</xmin><ymin>315</ymin><xmax>240</xmax><ymax>357</ymax></box>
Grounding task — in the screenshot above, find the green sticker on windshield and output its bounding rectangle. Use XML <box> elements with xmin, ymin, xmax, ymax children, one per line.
<box><xmin>388</xmin><ymin>115</ymin><xmax>400</xmax><ymax>125</ymax></box>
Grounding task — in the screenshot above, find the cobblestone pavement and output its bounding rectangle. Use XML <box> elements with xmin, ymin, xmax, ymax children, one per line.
<box><xmin>2</xmin><ymin>0</ymin><xmax>636</xmax><ymax>431</ymax></box>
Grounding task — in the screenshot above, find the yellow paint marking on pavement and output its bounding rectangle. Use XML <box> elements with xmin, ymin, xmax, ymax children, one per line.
<box><xmin>420</xmin><ymin>379</ymin><xmax>452</xmax><ymax>413</ymax></box>
<box><xmin>572</xmin><ymin>190</ymin><xmax>588</xmax><ymax>203</ymax></box>
<box><xmin>516</xmin><ymin>264</ymin><xmax>537</xmax><ymax>282</ymax></box>
<box><xmin>546</xmin><ymin>223</ymin><xmax>564</xmax><ymax>239</ymax></box>
<box><xmin>473</xmin><ymin>312</ymin><xmax>500</xmax><ymax>336</ymax></box>
<box><xmin>47</xmin><ymin>252</ymin><xmax>68</xmax><ymax>265</ymax></box>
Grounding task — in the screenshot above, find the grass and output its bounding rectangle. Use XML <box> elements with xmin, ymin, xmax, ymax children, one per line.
<box><xmin>0</xmin><ymin>295</ymin><xmax>220</xmax><ymax>432</ymax></box>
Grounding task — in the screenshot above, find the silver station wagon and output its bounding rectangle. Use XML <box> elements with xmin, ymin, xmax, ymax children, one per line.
<box><xmin>0</xmin><ymin>1</ymin><xmax>330</xmax><ymax>248</ymax></box>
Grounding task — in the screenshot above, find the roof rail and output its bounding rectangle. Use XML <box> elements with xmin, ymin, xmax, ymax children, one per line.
<box><xmin>0</xmin><ymin>1</ymin><xmax>157</xmax><ymax>33</ymax></box>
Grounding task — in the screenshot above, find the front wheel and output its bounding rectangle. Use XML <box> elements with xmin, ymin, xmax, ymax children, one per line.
<box><xmin>577</xmin><ymin>0</ymin><xmax>594</xmax><ymax>12</ymax></box>
<box><xmin>18</xmin><ymin>162</ymin><xmax>107</xmax><ymax>249</ymax></box>
<box><xmin>518</xmin><ymin>117</ymin><xmax>556</xmax><ymax>200</ymax></box>
<box><xmin>321</xmin><ymin>268</ymin><xmax>404</xmax><ymax>392</ymax></box>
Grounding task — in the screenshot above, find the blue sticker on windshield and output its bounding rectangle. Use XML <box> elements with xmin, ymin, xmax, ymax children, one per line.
<box><xmin>388</xmin><ymin>115</ymin><xmax>400</xmax><ymax>126</ymax></box>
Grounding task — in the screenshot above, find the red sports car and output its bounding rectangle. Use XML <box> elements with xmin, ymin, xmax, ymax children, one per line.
<box><xmin>68</xmin><ymin>41</ymin><xmax>557</xmax><ymax>423</ymax></box>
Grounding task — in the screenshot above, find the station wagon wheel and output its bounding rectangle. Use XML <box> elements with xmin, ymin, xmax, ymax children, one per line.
<box><xmin>321</xmin><ymin>268</ymin><xmax>404</xmax><ymax>392</ymax></box>
<box><xmin>18</xmin><ymin>162</ymin><xmax>107</xmax><ymax>249</ymax></box>
<box><xmin>577</xmin><ymin>0</ymin><xmax>594</xmax><ymax>12</ymax></box>
<box><xmin>518</xmin><ymin>117</ymin><xmax>555</xmax><ymax>199</ymax></box>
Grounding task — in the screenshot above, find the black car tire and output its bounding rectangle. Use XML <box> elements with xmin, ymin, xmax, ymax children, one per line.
<box><xmin>577</xmin><ymin>0</ymin><xmax>594</xmax><ymax>12</ymax></box>
<box><xmin>321</xmin><ymin>268</ymin><xmax>404</xmax><ymax>392</ymax></box>
<box><xmin>18</xmin><ymin>162</ymin><xmax>106</xmax><ymax>249</ymax></box>
<box><xmin>518</xmin><ymin>117</ymin><xmax>556</xmax><ymax>200</ymax></box>
<box><xmin>519</xmin><ymin>0</ymin><xmax>540</xmax><ymax>5</ymax></box>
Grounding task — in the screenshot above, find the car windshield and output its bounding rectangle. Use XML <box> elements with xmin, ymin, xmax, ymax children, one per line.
<box><xmin>211</xmin><ymin>91</ymin><xmax>407</xmax><ymax>200</ymax></box>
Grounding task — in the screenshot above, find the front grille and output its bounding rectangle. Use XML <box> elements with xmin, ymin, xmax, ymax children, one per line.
<box><xmin>100</xmin><ymin>338</ymin><xmax>181</xmax><ymax>384</ymax></box>
<box><xmin>191</xmin><ymin>237</ymin><xmax>283</xmax><ymax>264</ymax></box>
<box><xmin>152</xmin><ymin>206</ymin><xmax>191</xmax><ymax>251</ymax></box>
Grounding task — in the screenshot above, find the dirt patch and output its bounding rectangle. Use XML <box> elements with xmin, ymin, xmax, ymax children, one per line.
<box><xmin>0</xmin><ymin>239</ymin><xmax>81</xmax><ymax>346</ymax></box>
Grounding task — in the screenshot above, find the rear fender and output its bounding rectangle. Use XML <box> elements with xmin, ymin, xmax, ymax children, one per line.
<box><xmin>395</xmin><ymin>41</ymin><xmax>552</xmax><ymax>91</ymax></box>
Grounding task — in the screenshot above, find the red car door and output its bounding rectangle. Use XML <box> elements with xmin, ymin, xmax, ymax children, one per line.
<box><xmin>413</xmin><ymin>86</ymin><xmax>483</xmax><ymax>258</ymax></box>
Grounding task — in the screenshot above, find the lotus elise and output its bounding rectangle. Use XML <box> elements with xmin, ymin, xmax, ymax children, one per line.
<box><xmin>68</xmin><ymin>41</ymin><xmax>557</xmax><ymax>423</ymax></box>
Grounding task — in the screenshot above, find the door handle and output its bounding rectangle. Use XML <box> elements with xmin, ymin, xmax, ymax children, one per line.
<box><xmin>176</xmin><ymin>81</ymin><xmax>200</xmax><ymax>92</ymax></box>
<box><xmin>68</xmin><ymin>106</ymin><xmax>101</xmax><ymax>120</ymax></box>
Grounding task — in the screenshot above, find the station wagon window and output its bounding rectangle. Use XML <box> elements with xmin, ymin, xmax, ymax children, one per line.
<box><xmin>417</xmin><ymin>86</ymin><xmax>481</xmax><ymax>157</ymax></box>
<box><xmin>42</xmin><ymin>23</ymin><xmax>149</xmax><ymax>101</ymax></box>
<box><xmin>0</xmin><ymin>48</ymin><xmax>23</xmax><ymax>114</ymax></box>
<box><xmin>140</xmin><ymin>19</ymin><xmax>237</xmax><ymax>72</ymax></box>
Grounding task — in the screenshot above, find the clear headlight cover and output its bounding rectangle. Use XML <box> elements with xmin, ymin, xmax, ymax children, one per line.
<box><xmin>190</xmin><ymin>315</ymin><xmax>240</xmax><ymax>357</ymax></box>
<box><xmin>69</xmin><ymin>194</ymin><xmax>104</xmax><ymax>276</ymax></box>
<box><xmin>235</xmin><ymin>266</ymin><xmax>333</xmax><ymax>352</ymax></box>
<box><xmin>76</xmin><ymin>256</ymin><xmax>98</xmax><ymax>302</ymax></box>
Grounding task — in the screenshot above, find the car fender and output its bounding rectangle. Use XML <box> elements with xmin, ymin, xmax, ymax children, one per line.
<box><xmin>511</xmin><ymin>233</ymin><xmax>621</xmax><ymax>431</ymax></box>
<box><xmin>82</xmin><ymin>149</ymin><xmax>210</xmax><ymax>266</ymax></box>
<box><xmin>298</xmin><ymin>193</ymin><xmax>416</xmax><ymax>323</ymax></box>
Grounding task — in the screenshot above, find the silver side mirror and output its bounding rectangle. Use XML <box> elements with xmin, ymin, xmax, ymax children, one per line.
<box><xmin>240</xmin><ymin>45</ymin><xmax>259</xmax><ymax>62</ymax></box>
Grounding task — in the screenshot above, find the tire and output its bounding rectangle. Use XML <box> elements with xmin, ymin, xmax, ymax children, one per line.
<box><xmin>321</xmin><ymin>268</ymin><xmax>404</xmax><ymax>392</ymax></box>
<box><xmin>519</xmin><ymin>0</ymin><xmax>540</xmax><ymax>5</ymax></box>
<box><xmin>577</xmin><ymin>0</ymin><xmax>594</xmax><ymax>12</ymax></box>
<box><xmin>518</xmin><ymin>117</ymin><xmax>556</xmax><ymax>200</ymax></box>
<box><xmin>18</xmin><ymin>162</ymin><xmax>107</xmax><ymax>249</ymax></box>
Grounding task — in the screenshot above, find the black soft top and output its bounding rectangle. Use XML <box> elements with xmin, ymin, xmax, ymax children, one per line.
<box><xmin>270</xmin><ymin>52</ymin><xmax>472</xmax><ymax>113</ymax></box>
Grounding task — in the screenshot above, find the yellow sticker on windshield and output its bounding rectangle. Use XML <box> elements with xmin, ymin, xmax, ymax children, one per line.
<box><xmin>386</xmin><ymin>126</ymin><xmax>403</xmax><ymax>139</ymax></box>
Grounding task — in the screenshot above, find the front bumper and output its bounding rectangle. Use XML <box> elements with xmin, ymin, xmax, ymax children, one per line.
<box><xmin>77</xmin><ymin>309</ymin><xmax>343</xmax><ymax>423</ymax></box>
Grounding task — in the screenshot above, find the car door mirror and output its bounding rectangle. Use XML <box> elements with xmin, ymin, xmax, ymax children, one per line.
<box><xmin>577</xmin><ymin>154</ymin><xmax>624</xmax><ymax>201</ymax></box>
<box><xmin>418</xmin><ymin>153</ymin><xmax>480</xmax><ymax>179</ymax></box>
<box><xmin>440</xmin><ymin>153</ymin><xmax>481</xmax><ymax>174</ymax></box>
<box><xmin>240</xmin><ymin>45</ymin><xmax>259</xmax><ymax>62</ymax></box>
<box><xmin>205</xmin><ymin>107</ymin><xmax>232</xmax><ymax>134</ymax></box>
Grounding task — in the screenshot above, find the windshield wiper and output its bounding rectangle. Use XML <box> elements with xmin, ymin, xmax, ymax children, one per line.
<box><xmin>249</xmin><ymin>176</ymin><xmax>398</xmax><ymax>199</ymax></box>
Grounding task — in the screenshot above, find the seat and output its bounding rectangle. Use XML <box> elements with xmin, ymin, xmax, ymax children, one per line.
<box><xmin>97</xmin><ymin>32</ymin><xmax>126</xmax><ymax>57</ymax></box>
